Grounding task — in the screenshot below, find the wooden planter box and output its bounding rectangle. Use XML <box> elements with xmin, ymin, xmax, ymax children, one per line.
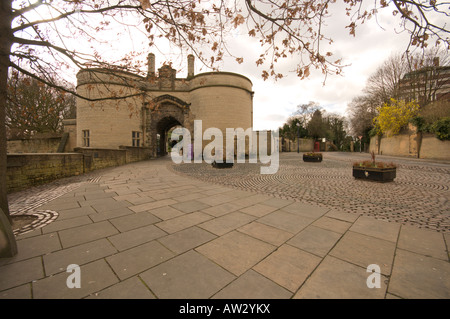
<box><xmin>303</xmin><ymin>154</ymin><xmax>323</xmax><ymax>162</ymax></box>
<box><xmin>352</xmin><ymin>166</ymin><xmax>396</xmax><ymax>183</ymax></box>
<box><xmin>212</xmin><ymin>161</ymin><xmax>233</xmax><ymax>169</ymax></box>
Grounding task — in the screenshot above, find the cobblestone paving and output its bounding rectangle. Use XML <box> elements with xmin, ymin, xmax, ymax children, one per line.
<box><xmin>7</xmin><ymin>172</ymin><xmax>102</xmax><ymax>235</ymax></box>
<box><xmin>170</xmin><ymin>152</ymin><xmax>450</xmax><ymax>233</ymax></box>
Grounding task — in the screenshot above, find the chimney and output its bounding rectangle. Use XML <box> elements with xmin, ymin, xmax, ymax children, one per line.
<box><xmin>148</xmin><ymin>53</ymin><xmax>155</xmax><ymax>77</ymax></box>
<box><xmin>433</xmin><ymin>57</ymin><xmax>439</xmax><ymax>67</ymax></box>
<box><xmin>187</xmin><ymin>54</ymin><xmax>195</xmax><ymax>78</ymax></box>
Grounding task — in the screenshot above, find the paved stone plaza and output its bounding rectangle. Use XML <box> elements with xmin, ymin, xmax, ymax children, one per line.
<box><xmin>172</xmin><ymin>152</ymin><xmax>450</xmax><ymax>233</ymax></box>
<box><xmin>0</xmin><ymin>152</ymin><xmax>449</xmax><ymax>299</ymax></box>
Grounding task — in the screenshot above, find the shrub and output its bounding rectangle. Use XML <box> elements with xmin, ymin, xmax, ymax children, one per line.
<box><xmin>373</xmin><ymin>99</ymin><xmax>420</xmax><ymax>136</ymax></box>
<box><xmin>304</xmin><ymin>152</ymin><xmax>322</xmax><ymax>157</ymax></box>
<box><xmin>353</xmin><ymin>152</ymin><xmax>397</xmax><ymax>168</ymax></box>
<box><xmin>410</xmin><ymin>116</ymin><xmax>430</xmax><ymax>133</ymax></box>
<box><xmin>430</xmin><ymin>117</ymin><xmax>450</xmax><ymax>141</ymax></box>
<box><xmin>353</xmin><ymin>161</ymin><xmax>397</xmax><ymax>169</ymax></box>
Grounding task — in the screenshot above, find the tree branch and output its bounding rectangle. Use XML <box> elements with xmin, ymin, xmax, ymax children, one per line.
<box><xmin>10</xmin><ymin>62</ymin><xmax>144</xmax><ymax>102</ymax></box>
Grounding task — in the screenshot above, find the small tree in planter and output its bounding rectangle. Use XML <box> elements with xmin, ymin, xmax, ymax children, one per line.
<box><xmin>353</xmin><ymin>151</ymin><xmax>397</xmax><ymax>182</ymax></box>
<box><xmin>303</xmin><ymin>152</ymin><xmax>323</xmax><ymax>162</ymax></box>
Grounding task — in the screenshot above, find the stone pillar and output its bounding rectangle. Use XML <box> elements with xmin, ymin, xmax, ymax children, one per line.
<box><xmin>148</xmin><ymin>53</ymin><xmax>155</xmax><ymax>77</ymax></box>
<box><xmin>187</xmin><ymin>54</ymin><xmax>195</xmax><ymax>78</ymax></box>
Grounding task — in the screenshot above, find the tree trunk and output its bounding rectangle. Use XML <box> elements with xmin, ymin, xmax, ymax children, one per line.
<box><xmin>417</xmin><ymin>131</ymin><xmax>423</xmax><ymax>159</ymax></box>
<box><xmin>0</xmin><ymin>2</ymin><xmax>13</xmax><ymax>223</ymax></box>
<box><xmin>0</xmin><ymin>207</ymin><xmax>17</xmax><ymax>257</ymax></box>
<box><xmin>0</xmin><ymin>1</ymin><xmax>17</xmax><ymax>257</ymax></box>
<box><xmin>377</xmin><ymin>135</ymin><xmax>381</xmax><ymax>155</ymax></box>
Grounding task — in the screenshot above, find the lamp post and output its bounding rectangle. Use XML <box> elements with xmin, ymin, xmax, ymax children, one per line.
<box><xmin>296</xmin><ymin>122</ymin><xmax>300</xmax><ymax>153</ymax></box>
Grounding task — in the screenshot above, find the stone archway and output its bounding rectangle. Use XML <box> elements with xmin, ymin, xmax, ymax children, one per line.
<box><xmin>145</xmin><ymin>95</ymin><xmax>192</xmax><ymax>157</ymax></box>
<box><xmin>156</xmin><ymin>116</ymin><xmax>182</xmax><ymax>156</ymax></box>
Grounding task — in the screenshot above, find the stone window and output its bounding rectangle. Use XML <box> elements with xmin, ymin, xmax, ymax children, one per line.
<box><xmin>82</xmin><ymin>130</ymin><xmax>90</xmax><ymax>147</ymax></box>
<box><xmin>132</xmin><ymin>131</ymin><xmax>141</xmax><ymax>147</ymax></box>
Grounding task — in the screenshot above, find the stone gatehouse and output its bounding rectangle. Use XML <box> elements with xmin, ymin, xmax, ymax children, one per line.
<box><xmin>74</xmin><ymin>53</ymin><xmax>254</xmax><ymax>157</ymax></box>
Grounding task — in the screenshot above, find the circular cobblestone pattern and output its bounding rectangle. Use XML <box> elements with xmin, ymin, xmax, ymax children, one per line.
<box><xmin>170</xmin><ymin>152</ymin><xmax>450</xmax><ymax>233</ymax></box>
<box><xmin>7</xmin><ymin>171</ymin><xmax>102</xmax><ymax>235</ymax></box>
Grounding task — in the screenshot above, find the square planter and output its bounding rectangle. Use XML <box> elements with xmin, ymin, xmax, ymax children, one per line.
<box><xmin>303</xmin><ymin>154</ymin><xmax>323</xmax><ymax>162</ymax></box>
<box><xmin>352</xmin><ymin>166</ymin><xmax>396</xmax><ymax>183</ymax></box>
<box><xmin>212</xmin><ymin>161</ymin><xmax>233</xmax><ymax>169</ymax></box>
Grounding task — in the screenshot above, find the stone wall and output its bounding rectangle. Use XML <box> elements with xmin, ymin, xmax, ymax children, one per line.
<box><xmin>369</xmin><ymin>134</ymin><xmax>414</xmax><ymax>157</ymax></box>
<box><xmin>74</xmin><ymin>148</ymin><xmax>127</xmax><ymax>171</ymax></box>
<box><xmin>62</xmin><ymin>119</ymin><xmax>77</xmax><ymax>152</ymax></box>
<box><xmin>369</xmin><ymin>132</ymin><xmax>450</xmax><ymax>160</ymax></box>
<box><xmin>6</xmin><ymin>147</ymin><xmax>152</xmax><ymax>193</ymax></box>
<box><xmin>7</xmin><ymin>153</ymin><xmax>84</xmax><ymax>193</ymax></box>
<box><xmin>119</xmin><ymin>146</ymin><xmax>153</xmax><ymax>163</ymax></box>
<box><xmin>417</xmin><ymin>134</ymin><xmax>450</xmax><ymax>160</ymax></box>
<box><xmin>7</xmin><ymin>137</ymin><xmax>61</xmax><ymax>154</ymax></box>
<box><xmin>281</xmin><ymin>138</ymin><xmax>314</xmax><ymax>152</ymax></box>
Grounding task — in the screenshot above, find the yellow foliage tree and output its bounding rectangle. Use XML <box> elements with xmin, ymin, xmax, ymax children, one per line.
<box><xmin>373</xmin><ymin>99</ymin><xmax>420</xmax><ymax>137</ymax></box>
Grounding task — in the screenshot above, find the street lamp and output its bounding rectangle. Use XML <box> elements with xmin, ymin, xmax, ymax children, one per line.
<box><xmin>296</xmin><ymin>122</ymin><xmax>300</xmax><ymax>153</ymax></box>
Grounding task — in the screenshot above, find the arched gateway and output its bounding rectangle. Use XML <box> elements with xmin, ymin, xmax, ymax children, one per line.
<box><xmin>147</xmin><ymin>95</ymin><xmax>192</xmax><ymax>156</ymax></box>
<box><xmin>75</xmin><ymin>53</ymin><xmax>253</xmax><ymax>158</ymax></box>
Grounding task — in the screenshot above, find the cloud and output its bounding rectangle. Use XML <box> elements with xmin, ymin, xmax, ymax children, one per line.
<box><xmin>231</xmin><ymin>4</ymin><xmax>415</xmax><ymax>131</ymax></box>
<box><xmin>64</xmin><ymin>2</ymin><xmax>421</xmax><ymax>134</ymax></box>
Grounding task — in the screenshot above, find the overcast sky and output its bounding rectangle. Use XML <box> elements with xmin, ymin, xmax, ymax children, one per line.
<box><xmin>136</xmin><ymin>2</ymin><xmax>416</xmax><ymax>132</ymax></box>
<box><xmin>219</xmin><ymin>4</ymin><xmax>414</xmax><ymax>131</ymax></box>
<box><xmin>31</xmin><ymin>1</ymin><xmax>439</xmax><ymax>133</ymax></box>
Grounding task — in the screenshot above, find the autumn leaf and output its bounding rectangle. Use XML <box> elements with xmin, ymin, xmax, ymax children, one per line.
<box><xmin>138</xmin><ymin>0</ymin><xmax>151</xmax><ymax>10</ymax></box>
<box><xmin>233</xmin><ymin>14</ymin><xmax>245</xmax><ymax>28</ymax></box>
<box><xmin>304</xmin><ymin>67</ymin><xmax>310</xmax><ymax>78</ymax></box>
<box><xmin>346</xmin><ymin>22</ymin><xmax>356</xmax><ymax>36</ymax></box>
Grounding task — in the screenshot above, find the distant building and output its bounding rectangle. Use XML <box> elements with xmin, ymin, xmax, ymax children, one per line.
<box><xmin>397</xmin><ymin>59</ymin><xmax>450</xmax><ymax>105</ymax></box>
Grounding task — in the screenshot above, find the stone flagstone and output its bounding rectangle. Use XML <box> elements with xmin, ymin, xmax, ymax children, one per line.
<box><xmin>253</xmin><ymin>244</ymin><xmax>321</xmax><ymax>292</ymax></box>
<box><xmin>388</xmin><ymin>249</ymin><xmax>450</xmax><ymax>299</ymax></box>
<box><xmin>140</xmin><ymin>250</ymin><xmax>235</xmax><ymax>299</ymax></box>
<box><xmin>43</xmin><ymin>238</ymin><xmax>117</xmax><ymax>276</ymax></box>
<box><xmin>287</xmin><ymin>225</ymin><xmax>342</xmax><ymax>257</ymax></box>
<box><xmin>106</xmin><ymin>241</ymin><xmax>174</xmax><ymax>280</ymax></box>
<box><xmin>58</xmin><ymin>221</ymin><xmax>119</xmax><ymax>248</ymax></box>
<box><xmin>157</xmin><ymin>226</ymin><xmax>217</xmax><ymax>255</ymax></box>
<box><xmin>196</xmin><ymin>231</ymin><xmax>276</xmax><ymax>276</ymax></box>
<box><xmin>33</xmin><ymin>259</ymin><xmax>118</xmax><ymax>299</ymax></box>
<box><xmin>294</xmin><ymin>256</ymin><xmax>388</xmax><ymax>299</ymax></box>
<box><xmin>0</xmin><ymin>257</ymin><xmax>44</xmax><ymax>291</ymax></box>
<box><xmin>329</xmin><ymin>231</ymin><xmax>396</xmax><ymax>276</ymax></box>
<box><xmin>212</xmin><ymin>270</ymin><xmax>292</xmax><ymax>299</ymax></box>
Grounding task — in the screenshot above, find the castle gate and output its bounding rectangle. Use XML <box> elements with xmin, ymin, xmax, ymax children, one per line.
<box><xmin>145</xmin><ymin>95</ymin><xmax>192</xmax><ymax>157</ymax></box>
